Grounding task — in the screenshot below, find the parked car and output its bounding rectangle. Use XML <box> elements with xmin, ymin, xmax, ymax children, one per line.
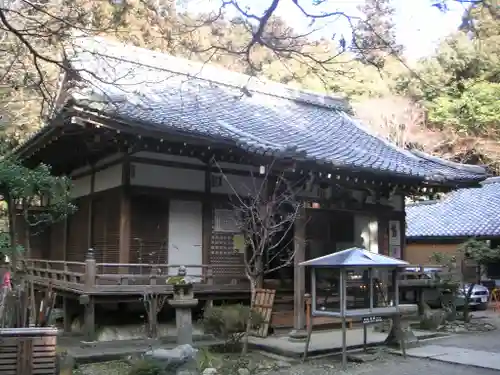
<box><xmin>456</xmin><ymin>283</ymin><xmax>490</xmax><ymax>310</ymax></box>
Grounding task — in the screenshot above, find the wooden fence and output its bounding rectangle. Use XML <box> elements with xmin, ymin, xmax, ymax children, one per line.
<box><xmin>0</xmin><ymin>327</ymin><xmax>58</xmax><ymax>375</ymax></box>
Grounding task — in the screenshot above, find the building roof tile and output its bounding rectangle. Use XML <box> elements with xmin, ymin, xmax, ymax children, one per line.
<box><xmin>54</xmin><ymin>36</ymin><xmax>488</xmax><ymax>184</ymax></box>
<box><xmin>406</xmin><ymin>177</ymin><xmax>500</xmax><ymax>239</ymax></box>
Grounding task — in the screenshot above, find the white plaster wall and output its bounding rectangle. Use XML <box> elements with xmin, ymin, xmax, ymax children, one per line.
<box><xmin>70</xmin><ymin>164</ymin><xmax>124</xmax><ymax>198</ymax></box>
<box><xmin>132</xmin><ymin>151</ymin><xmax>260</xmax><ymax>173</ymax></box>
<box><xmin>71</xmin><ymin>175</ymin><xmax>91</xmax><ymax>198</ymax></box>
<box><xmin>132</xmin><ymin>151</ymin><xmax>204</xmax><ymax>166</ymax></box>
<box><xmin>94</xmin><ymin>164</ymin><xmax>123</xmax><ymax>192</ymax></box>
<box><xmin>70</xmin><ymin>153</ymin><xmax>124</xmax><ymax>177</ymax></box>
<box><xmin>354</xmin><ymin>215</ymin><xmax>378</xmax><ymax>253</ymax></box>
<box><xmin>130</xmin><ymin>163</ymin><xmax>205</xmax><ymax>191</ymax></box>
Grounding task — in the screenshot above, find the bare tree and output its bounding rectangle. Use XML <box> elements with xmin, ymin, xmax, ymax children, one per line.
<box><xmin>353</xmin><ymin>96</ymin><xmax>431</xmax><ymax>149</ymax></box>
<box><xmin>214</xmin><ymin>160</ymin><xmax>303</xmax><ymax>352</ymax></box>
<box><xmin>0</xmin><ymin>0</ymin><xmax>477</xmax><ymax>113</ymax></box>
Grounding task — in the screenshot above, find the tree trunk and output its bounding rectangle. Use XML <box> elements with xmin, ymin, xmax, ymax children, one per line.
<box><xmin>463</xmin><ymin>284</ymin><xmax>474</xmax><ymax>322</ymax></box>
<box><xmin>6</xmin><ymin>194</ymin><xmax>17</xmax><ymax>265</ymax></box>
<box><xmin>242</xmin><ymin>278</ymin><xmax>257</xmax><ymax>355</ymax></box>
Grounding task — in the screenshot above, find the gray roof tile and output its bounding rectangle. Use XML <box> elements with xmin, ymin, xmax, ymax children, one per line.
<box><xmin>406</xmin><ymin>177</ymin><xmax>500</xmax><ymax>238</ymax></box>
<box><xmin>64</xmin><ymin>36</ymin><xmax>488</xmax><ymax>184</ymax></box>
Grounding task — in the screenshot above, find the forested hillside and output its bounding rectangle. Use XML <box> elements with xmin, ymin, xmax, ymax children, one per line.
<box><xmin>0</xmin><ymin>0</ymin><xmax>498</xmax><ymax>171</ymax></box>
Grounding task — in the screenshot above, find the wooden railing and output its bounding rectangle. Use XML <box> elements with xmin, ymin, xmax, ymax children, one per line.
<box><xmin>25</xmin><ymin>253</ymin><xmax>249</xmax><ymax>295</ymax></box>
<box><xmin>25</xmin><ymin>253</ymin><xmax>456</xmax><ymax>295</ymax></box>
<box><xmin>26</xmin><ymin>259</ymin><xmax>86</xmax><ymax>292</ymax></box>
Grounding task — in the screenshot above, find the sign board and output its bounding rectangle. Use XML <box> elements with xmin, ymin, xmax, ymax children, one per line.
<box><xmin>389</xmin><ymin>245</ymin><xmax>401</xmax><ymax>259</ymax></box>
<box><xmin>362</xmin><ymin>316</ymin><xmax>383</xmax><ymax>324</ymax></box>
<box><xmin>214</xmin><ymin>209</ymin><xmax>239</xmax><ymax>233</ymax></box>
<box><xmin>389</xmin><ymin>220</ymin><xmax>401</xmax><ymax>246</ymax></box>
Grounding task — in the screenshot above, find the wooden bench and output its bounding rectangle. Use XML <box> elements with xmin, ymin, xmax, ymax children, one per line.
<box><xmin>0</xmin><ymin>327</ymin><xmax>58</xmax><ymax>375</ymax></box>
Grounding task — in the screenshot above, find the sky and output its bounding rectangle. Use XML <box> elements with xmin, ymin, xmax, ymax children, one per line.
<box><xmin>179</xmin><ymin>0</ymin><xmax>468</xmax><ymax>61</ymax></box>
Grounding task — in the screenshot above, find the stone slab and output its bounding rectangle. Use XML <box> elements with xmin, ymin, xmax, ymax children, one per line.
<box><xmin>62</xmin><ymin>339</ymin><xmax>222</xmax><ymax>364</ymax></box>
<box><xmin>397</xmin><ymin>344</ymin><xmax>454</xmax><ymax>358</ymax></box>
<box><xmin>249</xmin><ymin>328</ymin><xmax>446</xmax><ymax>358</ymax></box>
<box><xmin>394</xmin><ymin>344</ymin><xmax>500</xmax><ymax>371</ymax></box>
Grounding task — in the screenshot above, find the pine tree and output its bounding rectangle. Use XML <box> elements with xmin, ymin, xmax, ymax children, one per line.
<box><xmin>353</xmin><ymin>0</ymin><xmax>402</xmax><ymax>67</ymax></box>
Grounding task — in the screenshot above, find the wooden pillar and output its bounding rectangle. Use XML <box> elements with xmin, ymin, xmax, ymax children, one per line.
<box><xmin>83</xmin><ymin>248</ymin><xmax>96</xmax><ymax>341</ymax></box>
<box><xmin>400</xmin><ymin>199</ymin><xmax>406</xmax><ymax>260</ymax></box>
<box><xmin>84</xmin><ymin>298</ymin><xmax>95</xmax><ymax>341</ymax></box>
<box><xmin>202</xmin><ymin>163</ymin><xmax>213</xmax><ymax>310</ymax></box>
<box><xmin>148</xmin><ymin>270</ymin><xmax>158</xmax><ymax>338</ymax></box>
<box><xmin>63</xmin><ymin>297</ymin><xmax>72</xmax><ymax>333</ymax></box>
<box><xmin>293</xmin><ymin>204</ymin><xmax>307</xmax><ymax>330</ymax></box>
<box><xmin>378</xmin><ymin>219</ymin><xmax>389</xmax><ymax>256</ymax></box>
<box><xmin>62</xmin><ymin>216</ymin><xmax>69</xmax><ymax>261</ymax></box>
<box><xmin>87</xmin><ymin>169</ymin><xmax>95</xmax><ymax>250</ymax></box>
<box><xmin>119</xmin><ymin>159</ymin><xmax>131</xmax><ymax>273</ymax></box>
<box><xmin>202</xmin><ymin>163</ymin><xmax>212</xmax><ymax>271</ymax></box>
<box><xmin>119</xmin><ymin>190</ymin><xmax>131</xmax><ymax>264</ymax></box>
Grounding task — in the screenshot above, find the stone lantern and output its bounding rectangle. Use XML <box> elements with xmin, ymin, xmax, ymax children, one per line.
<box><xmin>168</xmin><ymin>266</ymin><xmax>199</xmax><ymax>345</ymax></box>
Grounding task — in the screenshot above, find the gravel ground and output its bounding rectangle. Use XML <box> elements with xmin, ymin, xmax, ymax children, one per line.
<box><xmin>268</xmin><ymin>355</ymin><xmax>500</xmax><ymax>375</ymax></box>
<box><xmin>74</xmin><ymin>351</ymin><xmax>499</xmax><ymax>375</ymax></box>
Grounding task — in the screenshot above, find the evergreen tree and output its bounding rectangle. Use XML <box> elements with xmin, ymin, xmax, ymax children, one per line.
<box><xmin>353</xmin><ymin>0</ymin><xmax>402</xmax><ymax>67</ymax></box>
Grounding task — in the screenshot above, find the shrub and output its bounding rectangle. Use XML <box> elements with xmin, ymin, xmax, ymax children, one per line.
<box><xmin>196</xmin><ymin>347</ymin><xmax>221</xmax><ymax>372</ymax></box>
<box><xmin>127</xmin><ymin>359</ymin><xmax>166</xmax><ymax>375</ymax></box>
<box><xmin>201</xmin><ymin>304</ymin><xmax>264</xmax><ymax>348</ymax></box>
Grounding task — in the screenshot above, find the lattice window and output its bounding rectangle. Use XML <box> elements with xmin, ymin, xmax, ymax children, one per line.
<box><xmin>214</xmin><ymin>209</ymin><xmax>240</xmax><ymax>233</ymax></box>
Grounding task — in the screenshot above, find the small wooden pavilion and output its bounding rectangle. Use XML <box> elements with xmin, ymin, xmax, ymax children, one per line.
<box><xmin>14</xmin><ymin>35</ymin><xmax>488</xmax><ymax>340</ymax></box>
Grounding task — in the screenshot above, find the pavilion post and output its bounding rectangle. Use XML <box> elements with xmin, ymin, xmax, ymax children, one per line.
<box><xmin>293</xmin><ymin>204</ymin><xmax>307</xmax><ymax>330</ymax></box>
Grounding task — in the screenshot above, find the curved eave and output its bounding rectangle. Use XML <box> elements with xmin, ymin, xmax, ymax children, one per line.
<box><xmin>16</xmin><ymin>102</ymin><xmax>489</xmax><ymax>190</ymax></box>
<box><xmin>70</xmin><ymin>105</ymin><xmax>487</xmax><ymax>188</ymax></box>
<box><xmin>13</xmin><ymin>125</ymin><xmax>62</xmax><ymax>160</ymax></box>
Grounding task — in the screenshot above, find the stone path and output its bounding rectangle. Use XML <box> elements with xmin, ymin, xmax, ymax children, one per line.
<box><xmin>392</xmin><ymin>325</ymin><xmax>500</xmax><ymax>371</ymax></box>
<box><xmin>249</xmin><ymin>328</ymin><xmax>444</xmax><ymax>357</ymax></box>
<box><xmin>394</xmin><ymin>344</ymin><xmax>500</xmax><ymax>371</ymax></box>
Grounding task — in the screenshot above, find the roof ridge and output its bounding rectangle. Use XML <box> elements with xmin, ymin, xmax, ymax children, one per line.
<box><xmin>407</xmin><ymin>199</ymin><xmax>440</xmax><ymax>207</ymax></box>
<box><xmin>481</xmin><ymin>176</ymin><xmax>500</xmax><ymax>185</ymax></box>
<box><xmin>410</xmin><ymin>149</ymin><xmax>487</xmax><ymax>175</ymax></box>
<box><xmin>68</xmin><ymin>34</ymin><xmax>351</xmax><ymax>112</ymax></box>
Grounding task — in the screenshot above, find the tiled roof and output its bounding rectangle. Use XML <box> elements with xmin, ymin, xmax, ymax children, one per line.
<box><xmin>406</xmin><ymin>177</ymin><xmax>500</xmax><ymax>239</ymax></box>
<box><xmin>59</xmin><ymin>36</ymin><xmax>487</xmax><ymax>184</ymax></box>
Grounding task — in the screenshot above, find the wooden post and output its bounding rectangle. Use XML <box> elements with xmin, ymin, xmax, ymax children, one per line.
<box><xmin>305</xmin><ymin>293</ymin><xmax>311</xmax><ymax>329</ymax></box>
<box><xmin>293</xmin><ymin>204</ymin><xmax>307</xmax><ymax>330</ymax></box>
<box><xmin>377</xmin><ymin>219</ymin><xmax>389</xmax><ymax>256</ymax></box>
<box><xmin>83</xmin><ymin>248</ymin><xmax>96</xmax><ymax>341</ymax></box>
<box><xmin>62</xmin><ymin>216</ymin><xmax>69</xmax><ymax>261</ymax></box>
<box><xmin>84</xmin><ymin>249</ymin><xmax>96</xmax><ymax>292</ymax></box>
<box><xmin>84</xmin><ymin>297</ymin><xmax>95</xmax><ymax>342</ymax></box>
<box><xmin>202</xmin><ymin>162</ymin><xmax>213</xmax><ymax>279</ymax></box>
<box><xmin>87</xmin><ymin>170</ymin><xmax>95</xmax><ymax>251</ymax></box>
<box><xmin>62</xmin><ymin>297</ymin><xmax>72</xmax><ymax>333</ymax></box>
<box><xmin>148</xmin><ymin>269</ymin><xmax>158</xmax><ymax>339</ymax></box>
<box><xmin>418</xmin><ymin>265</ymin><xmax>425</xmax><ymax>316</ymax></box>
<box><xmin>119</xmin><ymin>188</ymin><xmax>131</xmax><ymax>275</ymax></box>
<box><xmin>204</xmin><ymin>267</ymin><xmax>214</xmax><ymax>311</ymax></box>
